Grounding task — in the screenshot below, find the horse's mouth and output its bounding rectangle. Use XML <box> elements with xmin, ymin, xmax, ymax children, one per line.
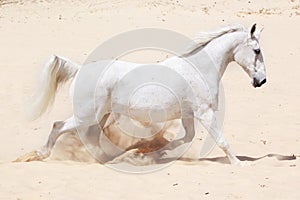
<box><xmin>253</xmin><ymin>78</ymin><xmax>266</xmax><ymax>88</ymax></box>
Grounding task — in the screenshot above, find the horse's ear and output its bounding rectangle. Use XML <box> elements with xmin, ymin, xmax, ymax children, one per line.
<box><xmin>254</xmin><ymin>26</ymin><xmax>264</xmax><ymax>40</ymax></box>
<box><xmin>249</xmin><ymin>23</ymin><xmax>256</xmax><ymax>38</ymax></box>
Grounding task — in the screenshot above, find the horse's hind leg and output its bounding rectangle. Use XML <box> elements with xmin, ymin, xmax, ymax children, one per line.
<box><xmin>79</xmin><ymin>113</ymin><xmax>120</xmax><ymax>163</ymax></box>
<box><xmin>14</xmin><ymin>112</ymin><xmax>116</xmax><ymax>163</ymax></box>
<box><xmin>14</xmin><ymin>117</ymin><xmax>78</xmax><ymax>162</ymax></box>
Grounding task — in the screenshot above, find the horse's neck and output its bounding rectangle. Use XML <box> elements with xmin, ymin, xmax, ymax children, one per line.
<box><xmin>185</xmin><ymin>32</ymin><xmax>246</xmax><ymax>109</ymax></box>
<box><xmin>191</xmin><ymin>32</ymin><xmax>246</xmax><ymax>81</ymax></box>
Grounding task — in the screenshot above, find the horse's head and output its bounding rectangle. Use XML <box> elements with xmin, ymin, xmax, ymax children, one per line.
<box><xmin>233</xmin><ymin>24</ymin><xmax>266</xmax><ymax>88</ymax></box>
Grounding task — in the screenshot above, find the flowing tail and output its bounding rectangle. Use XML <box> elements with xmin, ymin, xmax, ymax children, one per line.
<box><xmin>26</xmin><ymin>55</ymin><xmax>80</xmax><ymax>120</ymax></box>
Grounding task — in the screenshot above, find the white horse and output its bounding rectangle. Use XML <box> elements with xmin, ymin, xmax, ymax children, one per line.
<box><xmin>17</xmin><ymin>24</ymin><xmax>266</xmax><ymax>165</ymax></box>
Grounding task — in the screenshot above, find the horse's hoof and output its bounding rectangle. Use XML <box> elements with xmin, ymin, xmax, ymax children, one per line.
<box><xmin>13</xmin><ymin>150</ymin><xmax>44</xmax><ymax>162</ymax></box>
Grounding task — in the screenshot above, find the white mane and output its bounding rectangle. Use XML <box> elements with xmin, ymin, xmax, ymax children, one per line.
<box><xmin>182</xmin><ymin>24</ymin><xmax>245</xmax><ymax>56</ymax></box>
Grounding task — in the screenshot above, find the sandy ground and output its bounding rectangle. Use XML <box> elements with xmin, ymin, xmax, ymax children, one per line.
<box><xmin>0</xmin><ymin>0</ymin><xmax>300</xmax><ymax>199</ymax></box>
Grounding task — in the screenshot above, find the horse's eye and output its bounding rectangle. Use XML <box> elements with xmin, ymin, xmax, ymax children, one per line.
<box><xmin>254</xmin><ymin>49</ymin><xmax>260</xmax><ymax>55</ymax></box>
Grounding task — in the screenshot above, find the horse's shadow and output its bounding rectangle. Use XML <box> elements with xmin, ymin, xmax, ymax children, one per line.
<box><xmin>158</xmin><ymin>153</ymin><xmax>298</xmax><ymax>164</ymax></box>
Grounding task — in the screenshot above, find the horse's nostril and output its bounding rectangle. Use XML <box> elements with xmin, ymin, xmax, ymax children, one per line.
<box><xmin>261</xmin><ymin>78</ymin><xmax>266</xmax><ymax>85</ymax></box>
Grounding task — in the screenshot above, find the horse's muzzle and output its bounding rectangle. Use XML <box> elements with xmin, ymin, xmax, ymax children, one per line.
<box><xmin>253</xmin><ymin>78</ymin><xmax>266</xmax><ymax>88</ymax></box>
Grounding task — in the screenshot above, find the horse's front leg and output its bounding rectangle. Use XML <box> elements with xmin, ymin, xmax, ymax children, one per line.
<box><xmin>158</xmin><ymin>115</ymin><xmax>195</xmax><ymax>158</ymax></box>
<box><xmin>198</xmin><ymin>108</ymin><xmax>241</xmax><ymax>165</ymax></box>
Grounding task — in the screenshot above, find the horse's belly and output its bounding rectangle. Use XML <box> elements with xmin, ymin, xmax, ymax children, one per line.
<box><xmin>111</xmin><ymin>85</ymin><xmax>181</xmax><ymax>123</ymax></box>
<box><xmin>113</xmin><ymin>104</ymin><xmax>181</xmax><ymax>124</ymax></box>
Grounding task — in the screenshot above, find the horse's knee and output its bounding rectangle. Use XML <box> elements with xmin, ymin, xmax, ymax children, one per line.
<box><xmin>216</xmin><ymin>138</ymin><xmax>229</xmax><ymax>150</ymax></box>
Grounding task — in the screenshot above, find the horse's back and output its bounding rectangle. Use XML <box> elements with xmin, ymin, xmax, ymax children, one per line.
<box><xmin>71</xmin><ymin>58</ymin><xmax>213</xmax><ymax>122</ymax></box>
